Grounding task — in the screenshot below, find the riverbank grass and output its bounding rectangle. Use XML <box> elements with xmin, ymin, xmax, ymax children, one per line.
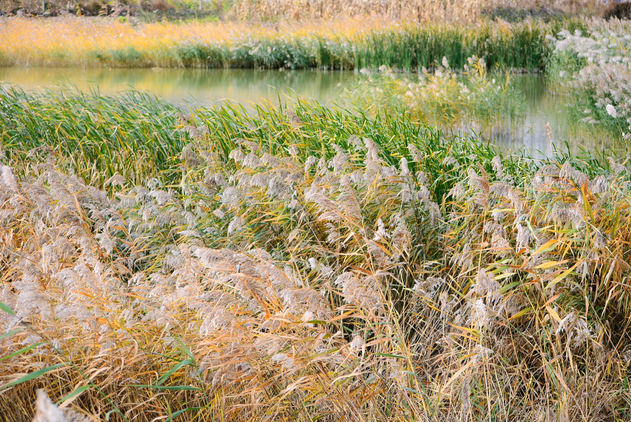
<box><xmin>1</xmin><ymin>90</ymin><xmax>630</xmax><ymax>420</ymax></box>
<box><xmin>0</xmin><ymin>16</ymin><xmax>581</xmax><ymax>71</ymax></box>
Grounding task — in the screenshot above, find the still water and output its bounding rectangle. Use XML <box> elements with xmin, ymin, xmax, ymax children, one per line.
<box><xmin>0</xmin><ymin>67</ymin><xmax>619</xmax><ymax>156</ymax></box>
<box><xmin>0</xmin><ymin>67</ymin><xmax>356</xmax><ymax>106</ymax></box>
<box><xmin>460</xmin><ymin>76</ymin><xmax>620</xmax><ymax>157</ymax></box>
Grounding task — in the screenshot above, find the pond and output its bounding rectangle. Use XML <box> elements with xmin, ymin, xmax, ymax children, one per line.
<box><xmin>0</xmin><ymin>67</ymin><xmax>620</xmax><ymax>157</ymax></box>
<box><xmin>0</xmin><ymin>67</ymin><xmax>356</xmax><ymax>107</ymax></box>
<box><xmin>455</xmin><ymin>75</ymin><xmax>621</xmax><ymax>158</ymax></box>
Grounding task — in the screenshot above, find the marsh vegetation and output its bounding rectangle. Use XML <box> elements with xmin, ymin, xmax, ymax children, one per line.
<box><xmin>1</xmin><ymin>4</ymin><xmax>631</xmax><ymax>422</ymax></box>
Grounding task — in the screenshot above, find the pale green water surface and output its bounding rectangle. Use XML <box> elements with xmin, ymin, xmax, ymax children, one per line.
<box><xmin>0</xmin><ymin>67</ymin><xmax>621</xmax><ymax>157</ymax></box>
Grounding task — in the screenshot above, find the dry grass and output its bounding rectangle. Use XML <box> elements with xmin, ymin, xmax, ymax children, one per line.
<box><xmin>0</xmin><ymin>15</ymin><xmax>395</xmax><ymax>67</ymax></box>
<box><xmin>2</xmin><ymin>0</ymin><xmax>608</xmax><ymax>20</ymax></box>
<box><xmin>1</xmin><ymin>91</ymin><xmax>631</xmax><ymax>420</ymax></box>
<box><xmin>0</xmin><ymin>15</ymin><xmax>563</xmax><ymax>70</ymax></box>
<box><xmin>230</xmin><ymin>0</ymin><xmax>607</xmax><ymax>21</ymax></box>
<box><xmin>230</xmin><ymin>0</ymin><xmax>482</xmax><ymax>23</ymax></box>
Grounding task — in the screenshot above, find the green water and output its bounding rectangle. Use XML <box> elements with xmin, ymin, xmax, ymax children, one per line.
<box><xmin>456</xmin><ymin>75</ymin><xmax>621</xmax><ymax>157</ymax></box>
<box><xmin>0</xmin><ymin>67</ymin><xmax>356</xmax><ymax>106</ymax></box>
<box><xmin>0</xmin><ymin>67</ymin><xmax>620</xmax><ymax>156</ymax></box>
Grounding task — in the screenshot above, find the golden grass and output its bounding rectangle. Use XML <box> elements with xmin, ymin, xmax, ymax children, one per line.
<box><xmin>0</xmin><ymin>91</ymin><xmax>630</xmax><ymax>420</ymax></box>
<box><xmin>0</xmin><ymin>15</ymin><xmax>396</xmax><ymax>67</ymax></box>
<box><xmin>231</xmin><ymin>0</ymin><xmax>482</xmax><ymax>23</ymax></box>
<box><xmin>230</xmin><ymin>0</ymin><xmax>607</xmax><ymax>21</ymax></box>
<box><xmin>0</xmin><ymin>15</ymin><xmax>562</xmax><ymax>71</ymax></box>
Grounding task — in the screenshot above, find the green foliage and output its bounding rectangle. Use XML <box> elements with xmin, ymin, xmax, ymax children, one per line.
<box><xmin>345</xmin><ymin>56</ymin><xmax>525</xmax><ymax>128</ymax></box>
<box><xmin>546</xmin><ymin>22</ymin><xmax>631</xmax><ymax>141</ymax></box>
<box><xmin>0</xmin><ymin>86</ymin><xmax>189</xmax><ymax>186</ymax></box>
<box><xmin>89</xmin><ymin>22</ymin><xmax>554</xmax><ymax>70</ymax></box>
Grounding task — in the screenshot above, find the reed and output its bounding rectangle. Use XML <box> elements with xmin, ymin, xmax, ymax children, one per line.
<box><xmin>230</xmin><ymin>0</ymin><xmax>606</xmax><ymax>21</ymax></box>
<box><xmin>548</xmin><ymin>19</ymin><xmax>631</xmax><ymax>141</ymax></box>
<box><xmin>1</xmin><ymin>90</ymin><xmax>630</xmax><ymax>421</ymax></box>
<box><xmin>2</xmin><ymin>0</ymin><xmax>607</xmax><ymax>20</ymax></box>
<box><xmin>0</xmin><ymin>16</ymin><xmax>582</xmax><ymax>71</ymax></box>
<box><xmin>345</xmin><ymin>56</ymin><xmax>525</xmax><ymax>126</ymax></box>
<box><xmin>0</xmin><ymin>86</ymin><xmax>188</xmax><ymax>187</ymax></box>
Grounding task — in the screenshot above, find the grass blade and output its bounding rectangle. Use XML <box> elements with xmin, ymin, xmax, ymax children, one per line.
<box><xmin>1</xmin><ymin>363</ymin><xmax>67</xmax><ymax>391</ymax></box>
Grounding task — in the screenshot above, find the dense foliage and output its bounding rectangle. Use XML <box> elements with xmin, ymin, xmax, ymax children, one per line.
<box><xmin>1</xmin><ymin>90</ymin><xmax>630</xmax><ymax>421</ymax></box>
<box><xmin>2</xmin><ymin>8</ymin><xmax>631</xmax><ymax>421</ymax></box>
<box><xmin>0</xmin><ymin>17</ymin><xmax>581</xmax><ymax>71</ymax></box>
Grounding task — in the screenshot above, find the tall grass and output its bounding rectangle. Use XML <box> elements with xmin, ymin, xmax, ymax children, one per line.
<box><xmin>2</xmin><ymin>0</ymin><xmax>607</xmax><ymax>20</ymax></box>
<box><xmin>0</xmin><ymin>86</ymin><xmax>188</xmax><ymax>186</ymax></box>
<box><xmin>1</xmin><ymin>90</ymin><xmax>631</xmax><ymax>420</ymax></box>
<box><xmin>231</xmin><ymin>0</ymin><xmax>607</xmax><ymax>21</ymax></box>
<box><xmin>345</xmin><ymin>56</ymin><xmax>525</xmax><ymax>127</ymax></box>
<box><xmin>0</xmin><ymin>16</ymin><xmax>583</xmax><ymax>71</ymax></box>
<box><xmin>231</xmin><ymin>0</ymin><xmax>483</xmax><ymax>23</ymax></box>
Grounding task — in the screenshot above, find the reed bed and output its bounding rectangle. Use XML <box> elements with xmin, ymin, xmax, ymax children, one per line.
<box><xmin>5</xmin><ymin>0</ymin><xmax>610</xmax><ymax>20</ymax></box>
<box><xmin>0</xmin><ymin>16</ymin><xmax>577</xmax><ymax>70</ymax></box>
<box><xmin>1</xmin><ymin>90</ymin><xmax>631</xmax><ymax>421</ymax></box>
<box><xmin>345</xmin><ymin>56</ymin><xmax>524</xmax><ymax>126</ymax></box>
<box><xmin>231</xmin><ymin>0</ymin><xmax>482</xmax><ymax>23</ymax></box>
<box><xmin>0</xmin><ymin>86</ymin><xmax>188</xmax><ymax>186</ymax></box>
<box><xmin>231</xmin><ymin>0</ymin><xmax>607</xmax><ymax>21</ymax></box>
<box><xmin>549</xmin><ymin>19</ymin><xmax>631</xmax><ymax>141</ymax></box>
<box><xmin>3</xmin><ymin>0</ymin><xmax>607</xmax><ymax>20</ymax></box>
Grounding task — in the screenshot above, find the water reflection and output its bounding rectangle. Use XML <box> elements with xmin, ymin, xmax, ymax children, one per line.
<box><xmin>0</xmin><ymin>67</ymin><xmax>356</xmax><ymax>107</ymax></box>
<box><xmin>453</xmin><ymin>75</ymin><xmax>621</xmax><ymax>157</ymax></box>
<box><xmin>0</xmin><ymin>68</ymin><xmax>622</xmax><ymax>156</ymax></box>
